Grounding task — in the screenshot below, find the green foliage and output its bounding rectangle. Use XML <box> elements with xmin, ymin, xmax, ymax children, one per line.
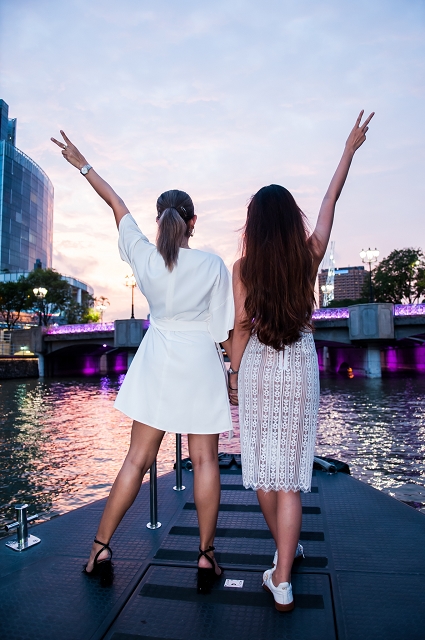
<box><xmin>0</xmin><ymin>269</ymin><xmax>101</xmax><ymax>327</ymax></box>
<box><xmin>371</xmin><ymin>248</ymin><xmax>425</xmax><ymax>304</ymax></box>
<box><xmin>81</xmin><ymin>307</ymin><xmax>101</xmax><ymax>323</ymax></box>
<box><xmin>0</xmin><ymin>279</ymin><xmax>32</xmax><ymax>329</ymax></box>
<box><xmin>326</xmin><ymin>298</ymin><xmax>367</xmax><ymax>308</ymax></box>
<box><xmin>26</xmin><ymin>269</ymin><xmax>73</xmax><ymax>326</ymax></box>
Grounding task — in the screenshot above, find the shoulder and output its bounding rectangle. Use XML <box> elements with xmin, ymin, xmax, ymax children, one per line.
<box><xmin>232</xmin><ymin>258</ymin><xmax>242</xmax><ymax>277</ymax></box>
<box><xmin>189</xmin><ymin>248</ymin><xmax>225</xmax><ymax>269</ymax></box>
<box><xmin>119</xmin><ymin>213</ymin><xmax>153</xmax><ymax>246</ymax></box>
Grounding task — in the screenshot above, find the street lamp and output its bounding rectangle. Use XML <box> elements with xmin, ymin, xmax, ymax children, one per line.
<box><xmin>125</xmin><ymin>274</ymin><xmax>137</xmax><ymax>319</ymax></box>
<box><xmin>360</xmin><ymin>248</ymin><xmax>379</xmax><ymax>302</ymax></box>
<box><xmin>33</xmin><ymin>287</ymin><xmax>48</xmax><ymax>326</ymax></box>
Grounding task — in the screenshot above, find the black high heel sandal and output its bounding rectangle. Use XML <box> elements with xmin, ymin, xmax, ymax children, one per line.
<box><xmin>197</xmin><ymin>545</ymin><xmax>223</xmax><ymax>594</ymax></box>
<box><xmin>83</xmin><ymin>538</ymin><xmax>114</xmax><ymax>587</ymax></box>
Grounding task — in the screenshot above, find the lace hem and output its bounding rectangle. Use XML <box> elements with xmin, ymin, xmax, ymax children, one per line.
<box><xmin>242</xmin><ymin>481</ymin><xmax>313</xmax><ymax>493</ymax></box>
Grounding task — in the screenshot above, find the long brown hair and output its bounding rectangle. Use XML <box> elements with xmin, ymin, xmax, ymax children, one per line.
<box><xmin>240</xmin><ymin>184</ymin><xmax>315</xmax><ymax>349</ymax></box>
<box><xmin>156</xmin><ymin>190</ymin><xmax>194</xmax><ymax>271</ymax></box>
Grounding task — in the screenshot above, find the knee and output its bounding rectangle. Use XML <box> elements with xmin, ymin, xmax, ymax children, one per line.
<box><xmin>191</xmin><ymin>449</ymin><xmax>218</xmax><ymax>470</ymax></box>
<box><xmin>123</xmin><ymin>450</ymin><xmax>152</xmax><ymax>475</ymax></box>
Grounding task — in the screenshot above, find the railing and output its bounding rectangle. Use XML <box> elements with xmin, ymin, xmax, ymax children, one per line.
<box><xmin>46</xmin><ymin>322</ymin><xmax>115</xmax><ymax>335</ymax></box>
<box><xmin>36</xmin><ymin>304</ymin><xmax>425</xmax><ymax>338</ymax></box>
<box><xmin>4</xmin><ymin>437</ymin><xmax>185</xmax><ymax>548</ymax></box>
<box><xmin>312</xmin><ymin>304</ymin><xmax>425</xmax><ymax>321</ymax></box>
<box><xmin>4</xmin><ymin>504</ymin><xmax>41</xmax><ymax>552</ymax></box>
<box><xmin>146</xmin><ymin>434</ymin><xmax>186</xmax><ymax>529</ymax></box>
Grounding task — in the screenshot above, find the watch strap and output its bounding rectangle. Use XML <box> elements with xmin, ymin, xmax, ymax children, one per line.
<box><xmin>80</xmin><ymin>164</ymin><xmax>92</xmax><ymax>175</ymax></box>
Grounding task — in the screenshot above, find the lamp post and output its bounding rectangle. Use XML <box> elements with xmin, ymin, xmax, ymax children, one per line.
<box><xmin>360</xmin><ymin>248</ymin><xmax>379</xmax><ymax>302</ymax></box>
<box><xmin>125</xmin><ymin>274</ymin><xmax>137</xmax><ymax>319</ymax></box>
<box><xmin>33</xmin><ymin>287</ymin><xmax>48</xmax><ymax>326</ymax></box>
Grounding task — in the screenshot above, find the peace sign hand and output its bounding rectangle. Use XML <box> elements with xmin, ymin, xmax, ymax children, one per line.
<box><xmin>345</xmin><ymin>110</ymin><xmax>375</xmax><ymax>154</ymax></box>
<box><xmin>51</xmin><ymin>130</ymin><xmax>88</xmax><ymax>170</ymax></box>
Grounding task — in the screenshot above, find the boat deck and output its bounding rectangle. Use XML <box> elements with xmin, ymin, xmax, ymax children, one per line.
<box><xmin>1</xmin><ymin>459</ymin><xmax>425</xmax><ymax>640</ymax></box>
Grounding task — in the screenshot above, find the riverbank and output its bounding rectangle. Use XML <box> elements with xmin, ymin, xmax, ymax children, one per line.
<box><xmin>1</xmin><ymin>375</ymin><xmax>424</xmax><ymax>530</ymax></box>
<box><xmin>0</xmin><ymin>356</ymin><xmax>39</xmax><ymax>379</ymax></box>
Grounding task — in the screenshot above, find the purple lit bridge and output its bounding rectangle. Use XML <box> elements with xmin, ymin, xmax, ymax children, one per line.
<box><xmin>27</xmin><ymin>304</ymin><xmax>425</xmax><ymax>377</ymax></box>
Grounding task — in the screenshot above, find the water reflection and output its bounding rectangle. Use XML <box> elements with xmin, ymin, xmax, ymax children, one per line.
<box><xmin>1</xmin><ymin>375</ymin><xmax>424</xmax><ymax>531</ymax></box>
<box><xmin>316</xmin><ymin>377</ymin><xmax>425</xmax><ymax>507</ymax></box>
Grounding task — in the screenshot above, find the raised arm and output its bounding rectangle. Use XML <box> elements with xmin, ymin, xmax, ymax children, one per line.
<box><xmin>309</xmin><ymin>110</ymin><xmax>374</xmax><ymax>265</ymax></box>
<box><xmin>51</xmin><ymin>130</ymin><xmax>129</xmax><ymax>228</ymax></box>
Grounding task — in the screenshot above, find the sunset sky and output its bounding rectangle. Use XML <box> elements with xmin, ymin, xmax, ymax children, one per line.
<box><xmin>1</xmin><ymin>0</ymin><xmax>424</xmax><ymax>320</ymax></box>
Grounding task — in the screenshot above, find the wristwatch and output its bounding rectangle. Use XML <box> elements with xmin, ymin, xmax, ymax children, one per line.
<box><xmin>80</xmin><ymin>164</ymin><xmax>92</xmax><ymax>176</ymax></box>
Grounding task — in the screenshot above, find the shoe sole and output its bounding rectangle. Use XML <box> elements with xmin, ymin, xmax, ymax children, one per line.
<box><xmin>263</xmin><ymin>584</ymin><xmax>294</xmax><ymax>612</ymax></box>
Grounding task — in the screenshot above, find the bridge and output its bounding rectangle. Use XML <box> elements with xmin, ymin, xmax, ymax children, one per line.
<box><xmin>11</xmin><ymin>303</ymin><xmax>425</xmax><ymax>378</ymax></box>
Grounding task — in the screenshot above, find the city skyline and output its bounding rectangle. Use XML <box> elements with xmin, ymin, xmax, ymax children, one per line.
<box><xmin>1</xmin><ymin>0</ymin><xmax>424</xmax><ymax>320</ymax></box>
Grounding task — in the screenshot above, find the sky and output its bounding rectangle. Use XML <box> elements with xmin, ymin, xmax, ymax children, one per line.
<box><xmin>1</xmin><ymin>0</ymin><xmax>424</xmax><ymax>320</ymax></box>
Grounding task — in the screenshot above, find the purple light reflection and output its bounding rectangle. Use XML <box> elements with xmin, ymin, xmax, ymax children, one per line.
<box><xmin>47</xmin><ymin>322</ymin><xmax>114</xmax><ymax>335</ymax></box>
<box><xmin>44</xmin><ymin>306</ymin><xmax>424</xmax><ymax>337</ymax></box>
<box><xmin>313</xmin><ymin>308</ymin><xmax>349</xmax><ymax>320</ymax></box>
<box><xmin>385</xmin><ymin>347</ymin><xmax>398</xmax><ymax>372</ymax></box>
<box><xmin>394</xmin><ymin>304</ymin><xmax>425</xmax><ymax>316</ymax></box>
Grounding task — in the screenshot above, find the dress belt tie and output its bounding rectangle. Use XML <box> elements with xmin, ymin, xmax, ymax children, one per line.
<box><xmin>149</xmin><ymin>316</ymin><xmax>209</xmax><ymax>332</ymax></box>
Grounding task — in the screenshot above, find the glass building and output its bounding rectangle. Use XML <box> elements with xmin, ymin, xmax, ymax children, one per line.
<box><xmin>0</xmin><ymin>99</ymin><xmax>54</xmax><ymax>272</ymax></box>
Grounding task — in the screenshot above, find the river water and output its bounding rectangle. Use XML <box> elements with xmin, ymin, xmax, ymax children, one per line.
<box><xmin>1</xmin><ymin>374</ymin><xmax>424</xmax><ymax>531</ymax></box>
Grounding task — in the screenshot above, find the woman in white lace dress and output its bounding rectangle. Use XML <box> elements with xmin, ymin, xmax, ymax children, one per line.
<box><xmin>228</xmin><ymin>111</ymin><xmax>374</xmax><ymax>611</ymax></box>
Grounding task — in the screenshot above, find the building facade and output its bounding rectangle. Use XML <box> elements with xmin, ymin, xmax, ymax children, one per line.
<box><xmin>0</xmin><ymin>99</ymin><xmax>54</xmax><ymax>273</ymax></box>
<box><xmin>318</xmin><ymin>266</ymin><xmax>367</xmax><ymax>307</ymax></box>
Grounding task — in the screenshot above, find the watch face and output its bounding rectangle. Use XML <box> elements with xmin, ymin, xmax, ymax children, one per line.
<box><xmin>81</xmin><ymin>166</ymin><xmax>88</xmax><ymax>175</ymax></box>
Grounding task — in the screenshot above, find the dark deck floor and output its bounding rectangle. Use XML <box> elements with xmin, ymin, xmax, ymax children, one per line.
<box><xmin>1</xmin><ymin>462</ymin><xmax>425</xmax><ymax>640</ymax></box>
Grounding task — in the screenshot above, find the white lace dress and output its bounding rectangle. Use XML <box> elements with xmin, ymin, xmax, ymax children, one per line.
<box><xmin>239</xmin><ymin>332</ymin><xmax>319</xmax><ymax>493</ymax></box>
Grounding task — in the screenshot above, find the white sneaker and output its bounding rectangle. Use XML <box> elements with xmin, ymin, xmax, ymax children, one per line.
<box><xmin>273</xmin><ymin>543</ymin><xmax>305</xmax><ymax>567</ymax></box>
<box><xmin>263</xmin><ymin>570</ymin><xmax>294</xmax><ymax>611</ymax></box>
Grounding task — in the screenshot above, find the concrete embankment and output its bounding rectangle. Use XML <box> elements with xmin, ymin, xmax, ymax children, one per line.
<box><xmin>0</xmin><ymin>357</ymin><xmax>39</xmax><ymax>379</ymax></box>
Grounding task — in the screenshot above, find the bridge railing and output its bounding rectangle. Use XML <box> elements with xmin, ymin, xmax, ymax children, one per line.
<box><xmin>40</xmin><ymin>304</ymin><xmax>425</xmax><ymax>337</ymax></box>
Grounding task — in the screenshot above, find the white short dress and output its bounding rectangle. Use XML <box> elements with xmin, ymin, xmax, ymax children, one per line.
<box><xmin>114</xmin><ymin>213</ymin><xmax>234</xmax><ymax>435</ymax></box>
<box><xmin>239</xmin><ymin>332</ymin><xmax>320</xmax><ymax>493</ymax></box>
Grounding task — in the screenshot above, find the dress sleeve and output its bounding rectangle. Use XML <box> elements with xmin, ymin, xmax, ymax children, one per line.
<box><xmin>208</xmin><ymin>259</ymin><xmax>235</xmax><ymax>343</ymax></box>
<box><xmin>118</xmin><ymin>213</ymin><xmax>153</xmax><ymax>266</ymax></box>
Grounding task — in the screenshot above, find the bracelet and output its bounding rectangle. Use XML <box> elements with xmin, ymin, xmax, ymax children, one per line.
<box><xmin>228</xmin><ymin>367</ymin><xmax>239</xmax><ymax>375</ymax></box>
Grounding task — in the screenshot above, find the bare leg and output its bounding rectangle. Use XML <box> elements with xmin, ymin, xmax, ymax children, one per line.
<box><xmin>273</xmin><ymin>490</ymin><xmax>302</xmax><ymax>586</ymax></box>
<box><xmin>188</xmin><ymin>433</ymin><xmax>221</xmax><ymax>575</ymax></box>
<box><xmin>256</xmin><ymin>489</ymin><xmax>278</xmax><ymax>545</ymax></box>
<box><xmin>86</xmin><ymin>420</ymin><xmax>165</xmax><ymax>570</ymax></box>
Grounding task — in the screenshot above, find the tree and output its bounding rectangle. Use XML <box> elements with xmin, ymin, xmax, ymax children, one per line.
<box><xmin>371</xmin><ymin>248</ymin><xmax>425</xmax><ymax>304</ymax></box>
<box><xmin>82</xmin><ymin>307</ymin><xmax>101</xmax><ymax>323</ymax></box>
<box><xmin>26</xmin><ymin>269</ymin><xmax>73</xmax><ymax>326</ymax></box>
<box><xmin>64</xmin><ymin>293</ymin><xmax>99</xmax><ymax>324</ymax></box>
<box><xmin>326</xmin><ymin>297</ymin><xmax>368</xmax><ymax>308</ymax></box>
<box><xmin>0</xmin><ymin>279</ymin><xmax>32</xmax><ymax>329</ymax></box>
<box><xmin>94</xmin><ymin>296</ymin><xmax>110</xmax><ymax>322</ymax></box>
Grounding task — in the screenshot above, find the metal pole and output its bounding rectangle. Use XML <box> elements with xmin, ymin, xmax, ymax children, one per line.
<box><xmin>5</xmin><ymin>504</ymin><xmax>41</xmax><ymax>551</ymax></box>
<box><xmin>146</xmin><ymin>459</ymin><xmax>161</xmax><ymax>529</ymax></box>
<box><xmin>17</xmin><ymin>504</ymin><xmax>28</xmax><ymax>545</ymax></box>
<box><xmin>173</xmin><ymin>434</ymin><xmax>186</xmax><ymax>491</ymax></box>
<box><xmin>369</xmin><ymin>263</ymin><xmax>373</xmax><ymax>303</ymax></box>
<box><xmin>131</xmin><ymin>286</ymin><xmax>135</xmax><ymax>319</ymax></box>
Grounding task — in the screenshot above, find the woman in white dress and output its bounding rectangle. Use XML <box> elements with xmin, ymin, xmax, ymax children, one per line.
<box><xmin>228</xmin><ymin>111</ymin><xmax>374</xmax><ymax>611</ymax></box>
<box><xmin>51</xmin><ymin>131</ymin><xmax>234</xmax><ymax>592</ymax></box>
